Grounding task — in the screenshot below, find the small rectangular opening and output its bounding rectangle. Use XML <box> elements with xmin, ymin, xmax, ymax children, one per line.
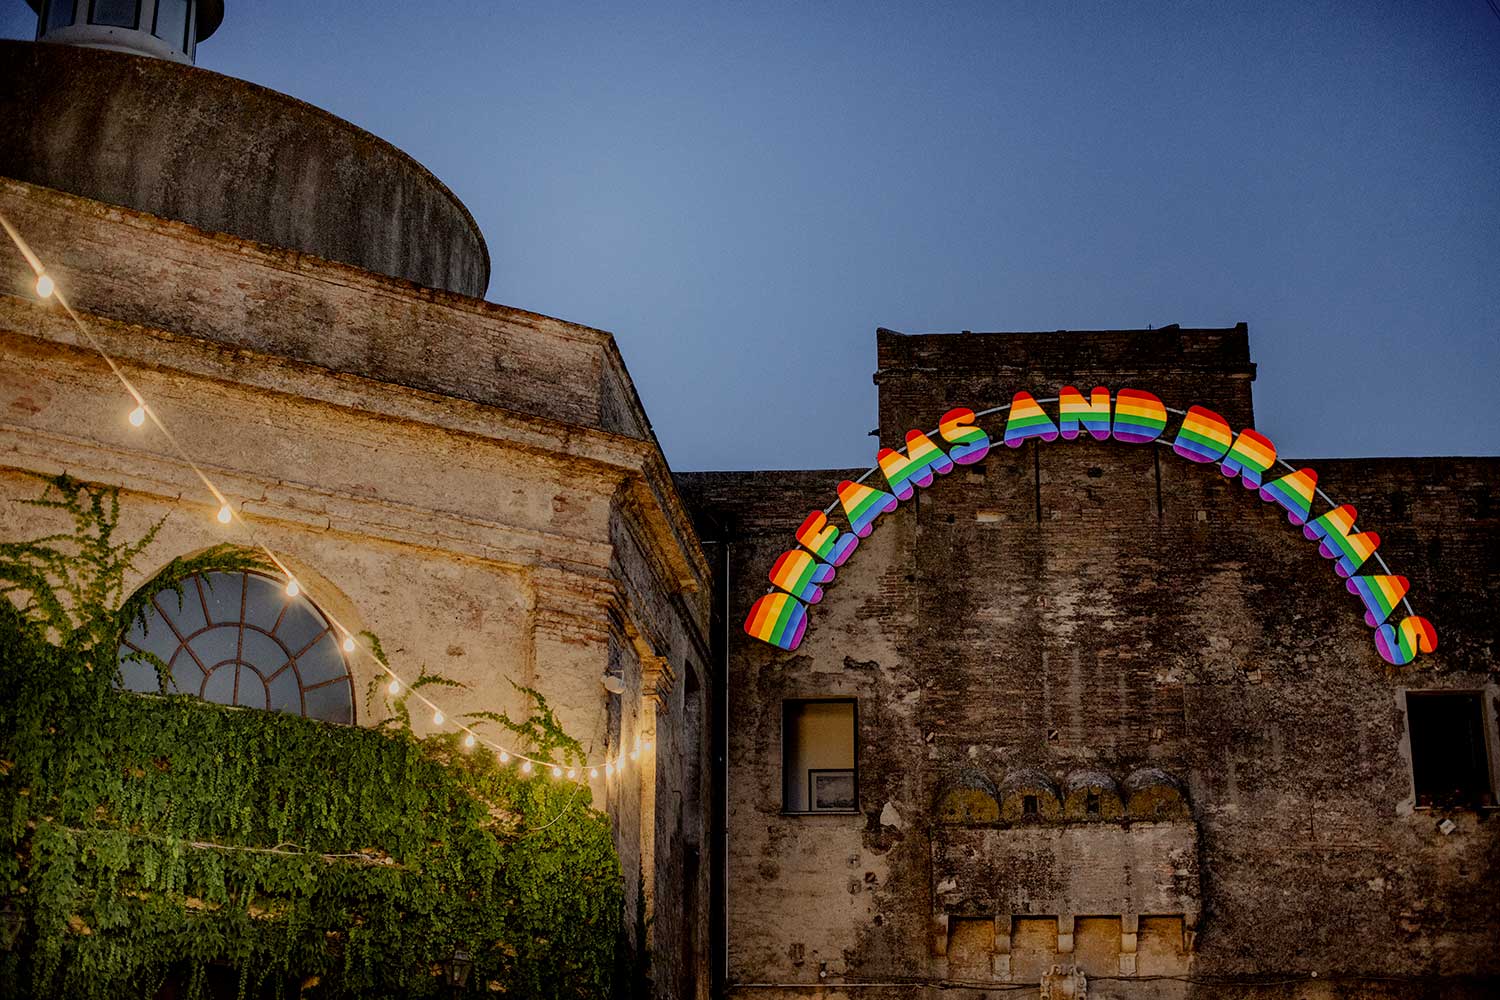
<box><xmin>1407</xmin><ymin>691</ymin><xmax>1492</xmax><ymax>809</ymax></box>
<box><xmin>1022</xmin><ymin>794</ymin><xmax>1039</xmax><ymax>816</ymax></box>
<box><xmin>782</xmin><ymin>699</ymin><xmax>857</xmax><ymax>813</ymax></box>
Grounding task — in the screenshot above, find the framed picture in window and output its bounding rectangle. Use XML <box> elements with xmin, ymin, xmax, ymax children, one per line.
<box><xmin>808</xmin><ymin>769</ymin><xmax>856</xmax><ymax>812</ymax></box>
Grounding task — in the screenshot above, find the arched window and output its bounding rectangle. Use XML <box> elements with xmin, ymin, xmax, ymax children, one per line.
<box><xmin>117</xmin><ymin>570</ymin><xmax>354</xmax><ymax>724</ymax></box>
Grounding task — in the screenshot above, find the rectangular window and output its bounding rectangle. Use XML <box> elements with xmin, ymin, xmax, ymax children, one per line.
<box><xmin>1407</xmin><ymin>692</ymin><xmax>1492</xmax><ymax>809</ymax></box>
<box><xmin>153</xmin><ymin>0</ymin><xmax>190</xmax><ymax>49</ymax></box>
<box><xmin>782</xmin><ymin>699</ymin><xmax>856</xmax><ymax>813</ymax></box>
<box><xmin>45</xmin><ymin>0</ymin><xmax>77</xmax><ymax>30</ymax></box>
<box><xmin>90</xmin><ymin>0</ymin><xmax>139</xmax><ymax>28</ymax></box>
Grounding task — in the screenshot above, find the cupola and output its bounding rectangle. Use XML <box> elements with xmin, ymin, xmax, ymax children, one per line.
<box><xmin>27</xmin><ymin>1</ymin><xmax>223</xmax><ymax>64</ymax></box>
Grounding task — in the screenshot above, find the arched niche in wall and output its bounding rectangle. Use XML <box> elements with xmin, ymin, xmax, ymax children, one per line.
<box><xmin>997</xmin><ymin>768</ymin><xmax>1061</xmax><ymax>824</ymax></box>
<box><xmin>936</xmin><ymin>771</ymin><xmax>1001</xmax><ymax>823</ymax></box>
<box><xmin>1123</xmin><ymin>767</ymin><xmax>1191</xmax><ymax>821</ymax></box>
<box><xmin>1061</xmin><ymin>770</ymin><xmax>1125</xmax><ymax>822</ymax></box>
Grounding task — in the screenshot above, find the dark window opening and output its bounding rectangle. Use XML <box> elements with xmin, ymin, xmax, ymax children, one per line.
<box><xmin>1086</xmin><ymin>791</ymin><xmax>1101</xmax><ymax>816</ymax></box>
<box><xmin>1408</xmin><ymin>692</ymin><xmax>1492</xmax><ymax>809</ymax></box>
<box><xmin>44</xmin><ymin>1</ymin><xmax>77</xmax><ymax>31</ymax></box>
<box><xmin>782</xmin><ymin>699</ymin><xmax>857</xmax><ymax>813</ymax></box>
<box><xmin>90</xmin><ymin>0</ymin><xmax>140</xmax><ymax>28</ymax></box>
<box><xmin>1022</xmin><ymin>794</ymin><xmax>1039</xmax><ymax>817</ymax></box>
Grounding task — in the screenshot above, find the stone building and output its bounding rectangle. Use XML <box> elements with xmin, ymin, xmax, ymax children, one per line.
<box><xmin>680</xmin><ymin>325</ymin><xmax>1500</xmax><ymax>998</ymax></box>
<box><xmin>1</xmin><ymin>4</ymin><xmax>712</xmax><ymax>997</ymax></box>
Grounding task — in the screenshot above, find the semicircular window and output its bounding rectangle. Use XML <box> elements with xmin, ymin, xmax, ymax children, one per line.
<box><xmin>117</xmin><ymin>570</ymin><xmax>354</xmax><ymax>724</ymax></box>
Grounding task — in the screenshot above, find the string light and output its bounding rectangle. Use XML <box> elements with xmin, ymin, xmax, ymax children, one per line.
<box><xmin>605</xmin><ymin>763</ymin><xmax>613</xmax><ymax>777</ymax></box>
<box><xmin>567</xmin><ymin>767</ymin><xmax>577</xmax><ymax>780</ymax></box>
<box><xmin>551</xmin><ymin>765</ymin><xmax>562</xmax><ymax>778</ymax></box>
<box><xmin>0</xmin><ymin>209</ymin><xmax>636</xmax><ymax>777</ymax></box>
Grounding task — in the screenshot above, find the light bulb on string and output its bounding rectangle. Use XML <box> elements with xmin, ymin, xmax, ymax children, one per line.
<box><xmin>35</xmin><ymin>273</ymin><xmax>54</xmax><ymax>298</ymax></box>
<box><xmin>387</xmin><ymin>678</ymin><xmax>400</xmax><ymax>695</ymax></box>
<box><xmin>464</xmin><ymin>732</ymin><xmax>476</xmax><ymax>749</ymax></box>
<box><xmin>520</xmin><ymin>760</ymin><xmax>532</xmax><ymax>774</ymax></box>
<box><xmin>128</xmin><ymin>404</ymin><xmax>146</xmax><ymax>427</ymax></box>
<box><xmin>551</xmin><ymin>765</ymin><xmax>562</xmax><ymax>778</ymax></box>
<box><xmin>216</xmin><ymin>503</ymin><xmax>232</xmax><ymax>524</ymax></box>
<box><xmin>342</xmin><ymin>635</ymin><xmax>356</xmax><ymax>653</ymax></box>
<box><xmin>432</xmin><ymin>709</ymin><xmax>444</xmax><ymax>726</ymax></box>
<box><xmin>589</xmin><ymin>768</ymin><xmax>598</xmax><ymax>779</ymax></box>
<box><xmin>605</xmin><ymin>763</ymin><xmax>613</xmax><ymax>776</ymax></box>
<box><xmin>284</xmin><ymin>579</ymin><xmax>300</xmax><ymax>598</ymax></box>
<box><xmin>567</xmin><ymin>767</ymin><xmax>577</xmax><ymax>780</ymax></box>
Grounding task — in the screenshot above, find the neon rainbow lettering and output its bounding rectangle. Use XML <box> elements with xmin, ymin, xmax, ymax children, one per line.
<box><xmin>1003</xmin><ymin>391</ymin><xmax>1060</xmax><ymax>448</ymax></box>
<box><xmin>878</xmin><ymin>430</ymin><xmax>956</xmax><ymax>500</ymax></box>
<box><xmin>1171</xmin><ymin>405</ymin><xmax>1233</xmax><ymax>464</ymax></box>
<box><xmin>1111</xmin><ymin>388</ymin><xmax>1167</xmax><ymax>444</ymax></box>
<box><xmin>938</xmin><ymin>407</ymin><xmax>991</xmax><ymax>465</ymax></box>
<box><xmin>838</xmin><ymin>479</ymin><xmax>899</xmax><ymax>538</ymax></box>
<box><xmin>1303</xmin><ymin>504</ymin><xmax>1380</xmax><ymax>578</ymax></box>
<box><xmin>796</xmin><ymin>511</ymin><xmax>859</xmax><ymax>567</ymax></box>
<box><xmin>744</xmin><ymin>592</ymin><xmax>808</xmax><ymax>651</ymax></box>
<box><xmin>1346</xmin><ymin>574</ymin><xmax>1410</xmax><ymax>627</ymax></box>
<box><xmin>1374</xmin><ymin>616</ymin><xmax>1437</xmax><ymax>666</ymax></box>
<box><xmin>1057</xmin><ymin>385</ymin><xmax>1112</xmax><ymax>442</ymax></box>
<box><xmin>1221</xmin><ymin>429</ymin><xmax>1277</xmax><ymax>488</ymax></box>
<box><xmin>1258</xmin><ymin>467</ymin><xmax>1318</xmax><ymax>526</ymax></box>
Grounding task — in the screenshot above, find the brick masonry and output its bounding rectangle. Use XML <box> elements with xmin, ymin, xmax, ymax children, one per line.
<box><xmin>679</xmin><ymin>325</ymin><xmax>1500</xmax><ymax>999</ymax></box>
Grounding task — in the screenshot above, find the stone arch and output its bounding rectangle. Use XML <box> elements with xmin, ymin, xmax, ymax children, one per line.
<box><xmin>998</xmin><ymin>768</ymin><xmax>1061</xmax><ymax>824</ymax></box>
<box><xmin>1061</xmin><ymin>770</ymin><xmax>1125</xmax><ymax>822</ymax></box>
<box><xmin>1123</xmin><ymin>767</ymin><xmax>1191</xmax><ymax>821</ymax></box>
<box><xmin>936</xmin><ymin>770</ymin><xmax>1001</xmax><ymax>824</ymax></box>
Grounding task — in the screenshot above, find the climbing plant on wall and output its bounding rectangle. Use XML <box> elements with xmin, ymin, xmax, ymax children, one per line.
<box><xmin>0</xmin><ymin>475</ymin><xmax>623</xmax><ymax>999</ymax></box>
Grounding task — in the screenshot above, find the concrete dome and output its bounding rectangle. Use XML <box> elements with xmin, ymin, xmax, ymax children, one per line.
<box><xmin>0</xmin><ymin>40</ymin><xmax>490</xmax><ymax>297</ymax></box>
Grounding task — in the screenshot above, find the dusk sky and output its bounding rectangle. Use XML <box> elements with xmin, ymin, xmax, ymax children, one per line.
<box><xmin>6</xmin><ymin>1</ymin><xmax>1498</xmax><ymax>470</ymax></box>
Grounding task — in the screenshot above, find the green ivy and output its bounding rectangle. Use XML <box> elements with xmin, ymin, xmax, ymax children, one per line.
<box><xmin>0</xmin><ymin>476</ymin><xmax>623</xmax><ymax>998</ymax></box>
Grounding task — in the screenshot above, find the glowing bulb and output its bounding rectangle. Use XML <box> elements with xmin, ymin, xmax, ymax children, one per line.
<box><xmin>342</xmin><ymin>635</ymin><xmax>355</xmax><ymax>653</ymax></box>
<box><xmin>499</xmin><ymin>750</ymin><xmax>510</xmax><ymax>763</ymax></box>
<box><xmin>521</xmin><ymin>760</ymin><xmax>532</xmax><ymax>774</ymax></box>
<box><xmin>605</xmin><ymin>763</ymin><xmax>613</xmax><ymax>776</ymax></box>
<box><xmin>589</xmin><ymin>768</ymin><xmax>598</xmax><ymax>779</ymax></box>
<box><xmin>128</xmin><ymin>405</ymin><xmax>146</xmax><ymax>427</ymax></box>
<box><xmin>567</xmin><ymin>768</ymin><xmax>577</xmax><ymax>780</ymax></box>
<box><xmin>35</xmin><ymin>273</ymin><xmax>54</xmax><ymax>298</ymax></box>
<box><xmin>387</xmin><ymin>678</ymin><xmax>400</xmax><ymax>695</ymax></box>
<box><xmin>551</xmin><ymin>765</ymin><xmax>562</xmax><ymax>778</ymax></box>
<box><xmin>432</xmin><ymin>710</ymin><xmax>444</xmax><ymax>725</ymax></box>
<box><xmin>216</xmin><ymin>504</ymin><xmax>232</xmax><ymax>524</ymax></box>
<box><xmin>464</xmin><ymin>732</ymin><xmax>476</xmax><ymax>749</ymax></box>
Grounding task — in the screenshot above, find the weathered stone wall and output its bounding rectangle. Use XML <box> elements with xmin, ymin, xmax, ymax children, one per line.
<box><xmin>0</xmin><ymin>178</ymin><xmax>713</xmax><ymax>999</ymax></box>
<box><xmin>680</xmin><ymin>326</ymin><xmax>1500</xmax><ymax>999</ymax></box>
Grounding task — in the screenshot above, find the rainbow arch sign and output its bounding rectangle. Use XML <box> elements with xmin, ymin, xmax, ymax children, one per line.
<box><xmin>744</xmin><ymin>386</ymin><xmax>1438</xmax><ymax>666</ymax></box>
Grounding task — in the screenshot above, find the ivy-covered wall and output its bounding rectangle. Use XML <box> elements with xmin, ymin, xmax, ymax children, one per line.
<box><xmin>0</xmin><ymin>478</ymin><xmax>625</xmax><ymax>998</ymax></box>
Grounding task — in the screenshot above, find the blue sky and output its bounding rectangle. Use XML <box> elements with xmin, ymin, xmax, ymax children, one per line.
<box><xmin>6</xmin><ymin>2</ymin><xmax>1498</xmax><ymax>469</ymax></box>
